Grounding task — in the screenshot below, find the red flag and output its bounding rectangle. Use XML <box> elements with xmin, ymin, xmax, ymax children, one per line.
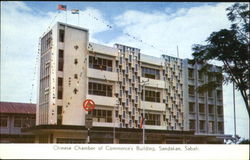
<box><xmin>58</xmin><ymin>5</ymin><xmax>67</xmax><ymax>11</ymax></box>
<box><xmin>140</xmin><ymin>118</ymin><xmax>144</xmax><ymax>129</ymax></box>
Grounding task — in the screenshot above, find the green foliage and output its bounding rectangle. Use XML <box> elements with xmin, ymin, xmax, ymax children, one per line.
<box><xmin>191</xmin><ymin>3</ymin><xmax>250</xmax><ymax>117</ymax></box>
<box><xmin>239</xmin><ymin>139</ymin><xmax>250</xmax><ymax>144</ymax></box>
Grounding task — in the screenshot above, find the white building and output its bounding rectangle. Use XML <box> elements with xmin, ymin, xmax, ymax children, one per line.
<box><xmin>26</xmin><ymin>22</ymin><xmax>228</xmax><ymax>144</ymax></box>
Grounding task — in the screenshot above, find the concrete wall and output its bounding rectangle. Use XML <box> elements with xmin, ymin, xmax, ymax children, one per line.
<box><xmin>61</xmin><ymin>24</ymin><xmax>89</xmax><ymax>126</ymax></box>
<box><xmin>141</xmin><ymin>101</ymin><xmax>165</xmax><ymax>111</ymax></box>
<box><xmin>88</xmin><ymin>68</ymin><xmax>118</xmax><ymax>82</ymax></box>
<box><xmin>89</xmin><ymin>42</ymin><xmax>118</xmax><ymax>57</ymax></box>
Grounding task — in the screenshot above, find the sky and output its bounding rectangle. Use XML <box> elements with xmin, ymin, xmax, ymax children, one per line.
<box><xmin>0</xmin><ymin>1</ymin><xmax>249</xmax><ymax>140</ymax></box>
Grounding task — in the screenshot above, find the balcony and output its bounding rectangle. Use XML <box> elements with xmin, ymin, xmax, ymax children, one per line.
<box><xmin>87</xmin><ymin>68</ymin><xmax>118</xmax><ymax>81</ymax></box>
<box><xmin>86</xmin><ymin>94</ymin><xmax>117</xmax><ymax>107</ymax></box>
<box><xmin>141</xmin><ymin>101</ymin><xmax>165</xmax><ymax>111</ymax></box>
<box><xmin>141</xmin><ymin>77</ymin><xmax>165</xmax><ymax>88</ymax></box>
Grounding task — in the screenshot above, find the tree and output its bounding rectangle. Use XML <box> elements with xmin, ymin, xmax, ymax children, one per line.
<box><xmin>239</xmin><ymin>139</ymin><xmax>250</xmax><ymax>144</ymax></box>
<box><xmin>190</xmin><ymin>3</ymin><xmax>250</xmax><ymax>117</ymax></box>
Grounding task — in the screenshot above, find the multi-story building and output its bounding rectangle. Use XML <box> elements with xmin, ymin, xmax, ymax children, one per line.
<box><xmin>25</xmin><ymin>22</ymin><xmax>228</xmax><ymax>144</ymax></box>
<box><xmin>0</xmin><ymin>102</ymin><xmax>36</xmax><ymax>143</ymax></box>
<box><xmin>182</xmin><ymin>60</ymin><xmax>225</xmax><ymax>135</ymax></box>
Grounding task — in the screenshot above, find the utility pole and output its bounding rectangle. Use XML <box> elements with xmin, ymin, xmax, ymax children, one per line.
<box><xmin>233</xmin><ymin>82</ymin><xmax>237</xmax><ymax>143</ymax></box>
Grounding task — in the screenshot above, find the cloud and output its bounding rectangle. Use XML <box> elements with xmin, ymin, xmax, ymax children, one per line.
<box><xmin>62</xmin><ymin>7</ymin><xmax>111</xmax><ymax>41</ymax></box>
<box><xmin>0</xmin><ymin>2</ymin><xmax>110</xmax><ymax>103</ymax></box>
<box><xmin>164</xmin><ymin>7</ymin><xmax>174</xmax><ymax>14</ymax></box>
<box><xmin>110</xmin><ymin>2</ymin><xmax>249</xmax><ymax>139</ymax></box>
<box><xmin>112</xmin><ymin>3</ymin><xmax>232</xmax><ymax>58</ymax></box>
<box><xmin>1</xmin><ymin>1</ymin><xmax>248</xmax><ymax>139</ymax></box>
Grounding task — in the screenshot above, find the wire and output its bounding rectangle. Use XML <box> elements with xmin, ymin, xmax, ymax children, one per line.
<box><xmin>29</xmin><ymin>39</ymin><xmax>41</xmax><ymax>103</ymax></box>
<box><xmin>86</xmin><ymin>11</ymin><xmax>177</xmax><ymax>57</ymax></box>
<box><xmin>47</xmin><ymin>11</ymin><xmax>61</xmax><ymax>31</ymax></box>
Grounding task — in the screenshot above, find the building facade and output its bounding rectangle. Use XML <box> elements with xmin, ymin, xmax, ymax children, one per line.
<box><xmin>0</xmin><ymin>102</ymin><xmax>36</xmax><ymax>143</ymax></box>
<box><xmin>182</xmin><ymin>60</ymin><xmax>224</xmax><ymax>136</ymax></box>
<box><xmin>27</xmin><ymin>22</ymin><xmax>227</xmax><ymax>144</ymax></box>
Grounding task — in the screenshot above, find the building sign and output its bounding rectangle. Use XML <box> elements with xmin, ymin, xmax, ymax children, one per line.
<box><xmin>83</xmin><ymin>99</ymin><xmax>95</xmax><ymax>112</ymax></box>
<box><xmin>85</xmin><ymin>114</ymin><xmax>93</xmax><ymax>129</ymax></box>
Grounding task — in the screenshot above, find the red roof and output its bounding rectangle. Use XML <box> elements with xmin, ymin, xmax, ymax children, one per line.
<box><xmin>0</xmin><ymin>102</ymin><xmax>36</xmax><ymax>114</ymax></box>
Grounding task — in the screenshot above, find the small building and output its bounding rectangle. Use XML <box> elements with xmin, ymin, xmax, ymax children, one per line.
<box><xmin>0</xmin><ymin>102</ymin><xmax>36</xmax><ymax>143</ymax></box>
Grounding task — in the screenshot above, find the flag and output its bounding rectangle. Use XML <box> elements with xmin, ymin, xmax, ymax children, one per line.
<box><xmin>140</xmin><ymin>118</ymin><xmax>144</xmax><ymax>129</ymax></box>
<box><xmin>58</xmin><ymin>5</ymin><xmax>67</xmax><ymax>11</ymax></box>
<box><xmin>71</xmin><ymin>9</ymin><xmax>79</xmax><ymax>14</ymax></box>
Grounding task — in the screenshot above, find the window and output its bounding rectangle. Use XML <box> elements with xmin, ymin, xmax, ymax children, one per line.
<box><xmin>14</xmin><ymin>116</ymin><xmax>22</xmax><ymax>127</ymax></box>
<box><xmin>188</xmin><ymin>85</ymin><xmax>195</xmax><ymax>96</ymax></box>
<box><xmin>145</xmin><ymin>113</ymin><xmax>160</xmax><ymax>126</ymax></box>
<box><xmin>58</xmin><ymin>50</ymin><xmax>64</xmax><ymax>71</ymax></box>
<box><xmin>198</xmin><ymin>71</ymin><xmax>203</xmax><ymax>81</ymax></box>
<box><xmin>199</xmin><ymin>92</ymin><xmax>205</xmax><ymax>97</ymax></box>
<box><xmin>199</xmin><ymin>104</ymin><xmax>205</xmax><ymax>114</ymax></box>
<box><xmin>29</xmin><ymin>116</ymin><xmax>36</xmax><ymax>127</ymax></box>
<box><xmin>208</xmin><ymin>90</ymin><xmax>213</xmax><ymax>98</ymax></box>
<box><xmin>92</xmin><ymin>109</ymin><xmax>112</xmax><ymax>123</ymax></box>
<box><xmin>208</xmin><ymin>74</ymin><xmax>213</xmax><ymax>81</ymax></box>
<box><xmin>188</xmin><ymin>69</ymin><xmax>194</xmax><ymax>79</ymax></box>
<box><xmin>41</xmin><ymin>31</ymin><xmax>52</xmax><ymax>53</ymax></box>
<box><xmin>74</xmin><ymin>74</ymin><xmax>78</xmax><ymax>79</ymax></box>
<box><xmin>59</xmin><ymin>29</ymin><xmax>64</xmax><ymax>42</ymax></box>
<box><xmin>88</xmin><ymin>82</ymin><xmax>112</xmax><ymax>97</ymax></box>
<box><xmin>135</xmin><ymin>64</ymin><xmax>138</xmax><ymax>71</ymax></box>
<box><xmin>218</xmin><ymin>122</ymin><xmax>224</xmax><ymax>132</ymax></box>
<box><xmin>57</xmin><ymin>106</ymin><xmax>62</xmax><ymax>125</ymax></box>
<box><xmin>0</xmin><ymin>116</ymin><xmax>8</xmax><ymax>127</ymax></box>
<box><xmin>141</xmin><ymin>67</ymin><xmax>160</xmax><ymax>79</ymax></box>
<box><xmin>216</xmin><ymin>75</ymin><xmax>222</xmax><ymax>84</ymax></box>
<box><xmin>129</xmin><ymin>55</ymin><xmax>132</xmax><ymax>62</ymax></box>
<box><xmin>89</xmin><ymin>56</ymin><xmax>112</xmax><ymax>72</ymax></box>
<box><xmin>217</xmin><ymin>106</ymin><xmax>223</xmax><ymax>115</ymax></box>
<box><xmin>217</xmin><ymin>90</ymin><xmax>222</xmax><ymax>99</ymax></box>
<box><xmin>199</xmin><ymin>120</ymin><xmax>205</xmax><ymax>131</ymax></box>
<box><xmin>209</xmin><ymin>121</ymin><xmax>214</xmax><ymax>133</ymax></box>
<box><xmin>208</xmin><ymin>105</ymin><xmax>214</xmax><ymax>114</ymax></box>
<box><xmin>189</xmin><ymin>102</ymin><xmax>195</xmax><ymax>113</ymax></box>
<box><xmin>189</xmin><ymin>120</ymin><xmax>195</xmax><ymax>130</ymax></box>
<box><xmin>142</xmin><ymin>90</ymin><xmax>160</xmax><ymax>103</ymax></box>
<box><xmin>14</xmin><ymin>116</ymin><xmax>35</xmax><ymax>128</ymax></box>
<box><xmin>57</xmin><ymin>78</ymin><xmax>63</xmax><ymax>99</ymax></box>
<box><xmin>71</xmin><ymin>59</ymin><xmax>76</xmax><ymax>66</ymax></box>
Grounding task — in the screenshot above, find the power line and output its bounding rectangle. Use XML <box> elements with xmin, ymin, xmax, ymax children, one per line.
<box><xmin>86</xmin><ymin>10</ymin><xmax>177</xmax><ymax>57</ymax></box>
<box><xmin>29</xmin><ymin>39</ymin><xmax>41</xmax><ymax>103</ymax></box>
<box><xmin>47</xmin><ymin>11</ymin><xmax>61</xmax><ymax>31</ymax></box>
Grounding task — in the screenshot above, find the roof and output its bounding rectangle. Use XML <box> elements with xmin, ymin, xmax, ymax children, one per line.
<box><xmin>0</xmin><ymin>102</ymin><xmax>36</xmax><ymax>114</ymax></box>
